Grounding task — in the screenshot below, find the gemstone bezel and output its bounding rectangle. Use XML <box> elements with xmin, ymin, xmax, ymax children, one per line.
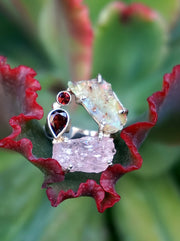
<box><xmin>47</xmin><ymin>108</ymin><xmax>70</xmax><ymax>139</ymax></box>
<box><xmin>56</xmin><ymin>91</ymin><xmax>71</xmax><ymax>105</ymax></box>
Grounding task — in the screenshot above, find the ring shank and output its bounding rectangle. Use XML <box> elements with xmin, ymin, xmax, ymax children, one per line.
<box><xmin>64</xmin><ymin>126</ymin><xmax>98</xmax><ymax>139</ymax></box>
<box><xmin>45</xmin><ymin>125</ymin><xmax>98</xmax><ymax>140</ymax></box>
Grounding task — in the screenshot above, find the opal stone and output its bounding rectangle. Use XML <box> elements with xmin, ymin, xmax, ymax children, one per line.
<box><xmin>52</xmin><ymin>136</ymin><xmax>116</xmax><ymax>173</ymax></box>
<box><xmin>68</xmin><ymin>78</ymin><xmax>127</xmax><ymax>133</ymax></box>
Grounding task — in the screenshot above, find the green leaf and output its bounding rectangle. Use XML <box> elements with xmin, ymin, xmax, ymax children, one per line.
<box><xmin>138</xmin><ymin>140</ymin><xmax>180</xmax><ymax>177</ymax></box>
<box><xmin>0</xmin><ymin>4</ymin><xmax>51</xmax><ymax>70</ymax></box>
<box><xmin>38</xmin><ymin>0</ymin><xmax>70</xmax><ymax>80</ymax></box>
<box><xmin>0</xmin><ymin>154</ymin><xmax>43</xmax><ymax>241</ymax></box>
<box><xmin>161</xmin><ymin>38</ymin><xmax>180</xmax><ymax>75</ymax></box>
<box><xmin>0</xmin><ymin>152</ymin><xmax>108</xmax><ymax>241</ymax></box>
<box><xmin>20</xmin><ymin>119</ymin><xmax>52</xmax><ymax>158</ymax></box>
<box><xmin>85</xmin><ymin>0</ymin><xmax>180</xmax><ymax>26</ymax></box>
<box><xmin>124</xmin><ymin>0</ymin><xmax>180</xmax><ymax>25</ymax></box>
<box><xmin>115</xmin><ymin>175</ymin><xmax>180</xmax><ymax>241</ymax></box>
<box><xmin>92</xmin><ymin>3</ymin><xmax>167</xmax><ymax>120</ymax></box>
<box><xmin>0</xmin><ymin>150</ymin><xmax>23</xmax><ymax>172</ymax></box>
<box><xmin>0</xmin><ymin>0</ymin><xmax>43</xmax><ymax>27</ymax></box>
<box><xmin>84</xmin><ymin>0</ymin><xmax>113</xmax><ymax>24</ymax></box>
<box><xmin>38</xmin><ymin>0</ymin><xmax>93</xmax><ymax>82</ymax></box>
<box><xmin>19</xmin><ymin>0</ymin><xmax>44</xmax><ymax>23</ymax></box>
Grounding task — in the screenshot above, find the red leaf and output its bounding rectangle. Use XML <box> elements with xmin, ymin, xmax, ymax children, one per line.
<box><xmin>118</xmin><ymin>2</ymin><xmax>159</xmax><ymax>22</ymax></box>
<box><xmin>45</xmin><ymin>64</ymin><xmax>180</xmax><ymax>212</ymax></box>
<box><xmin>0</xmin><ymin>57</ymin><xmax>64</xmax><ymax>183</ymax></box>
<box><xmin>147</xmin><ymin>65</ymin><xmax>180</xmax><ymax>143</ymax></box>
<box><xmin>41</xmin><ymin>0</ymin><xmax>93</xmax><ymax>81</ymax></box>
<box><xmin>1</xmin><ymin>56</ymin><xmax>179</xmax><ymax>212</ymax></box>
<box><xmin>61</xmin><ymin>0</ymin><xmax>93</xmax><ymax>81</ymax></box>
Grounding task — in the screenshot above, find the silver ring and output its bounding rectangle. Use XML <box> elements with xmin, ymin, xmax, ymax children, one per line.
<box><xmin>45</xmin><ymin>74</ymin><xmax>128</xmax><ymax>173</ymax></box>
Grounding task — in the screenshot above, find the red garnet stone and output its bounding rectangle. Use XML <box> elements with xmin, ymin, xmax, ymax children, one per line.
<box><xmin>50</xmin><ymin>109</ymin><xmax>68</xmax><ymax>137</ymax></box>
<box><xmin>57</xmin><ymin>91</ymin><xmax>71</xmax><ymax>105</ymax></box>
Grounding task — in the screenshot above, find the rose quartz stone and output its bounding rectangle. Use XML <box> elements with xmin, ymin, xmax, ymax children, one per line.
<box><xmin>52</xmin><ymin>136</ymin><xmax>116</xmax><ymax>173</ymax></box>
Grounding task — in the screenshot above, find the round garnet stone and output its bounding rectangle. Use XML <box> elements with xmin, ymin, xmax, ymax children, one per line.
<box><xmin>50</xmin><ymin>110</ymin><xmax>68</xmax><ymax>137</ymax></box>
<box><xmin>57</xmin><ymin>91</ymin><xmax>71</xmax><ymax>105</ymax></box>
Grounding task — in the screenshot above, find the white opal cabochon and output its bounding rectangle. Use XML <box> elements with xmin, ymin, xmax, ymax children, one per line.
<box><xmin>68</xmin><ymin>78</ymin><xmax>127</xmax><ymax>134</ymax></box>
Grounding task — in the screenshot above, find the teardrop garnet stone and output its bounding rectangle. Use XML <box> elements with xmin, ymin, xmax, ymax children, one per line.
<box><xmin>57</xmin><ymin>91</ymin><xmax>71</xmax><ymax>105</ymax></box>
<box><xmin>49</xmin><ymin>109</ymin><xmax>68</xmax><ymax>138</ymax></box>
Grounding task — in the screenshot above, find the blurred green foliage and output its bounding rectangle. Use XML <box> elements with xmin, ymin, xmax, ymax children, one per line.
<box><xmin>0</xmin><ymin>0</ymin><xmax>180</xmax><ymax>240</ymax></box>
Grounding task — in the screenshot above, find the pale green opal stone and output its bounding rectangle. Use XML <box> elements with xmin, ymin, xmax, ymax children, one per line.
<box><xmin>68</xmin><ymin>78</ymin><xmax>127</xmax><ymax>134</ymax></box>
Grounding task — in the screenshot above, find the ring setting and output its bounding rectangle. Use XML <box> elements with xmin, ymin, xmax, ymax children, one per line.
<box><xmin>45</xmin><ymin>74</ymin><xmax>128</xmax><ymax>173</ymax></box>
